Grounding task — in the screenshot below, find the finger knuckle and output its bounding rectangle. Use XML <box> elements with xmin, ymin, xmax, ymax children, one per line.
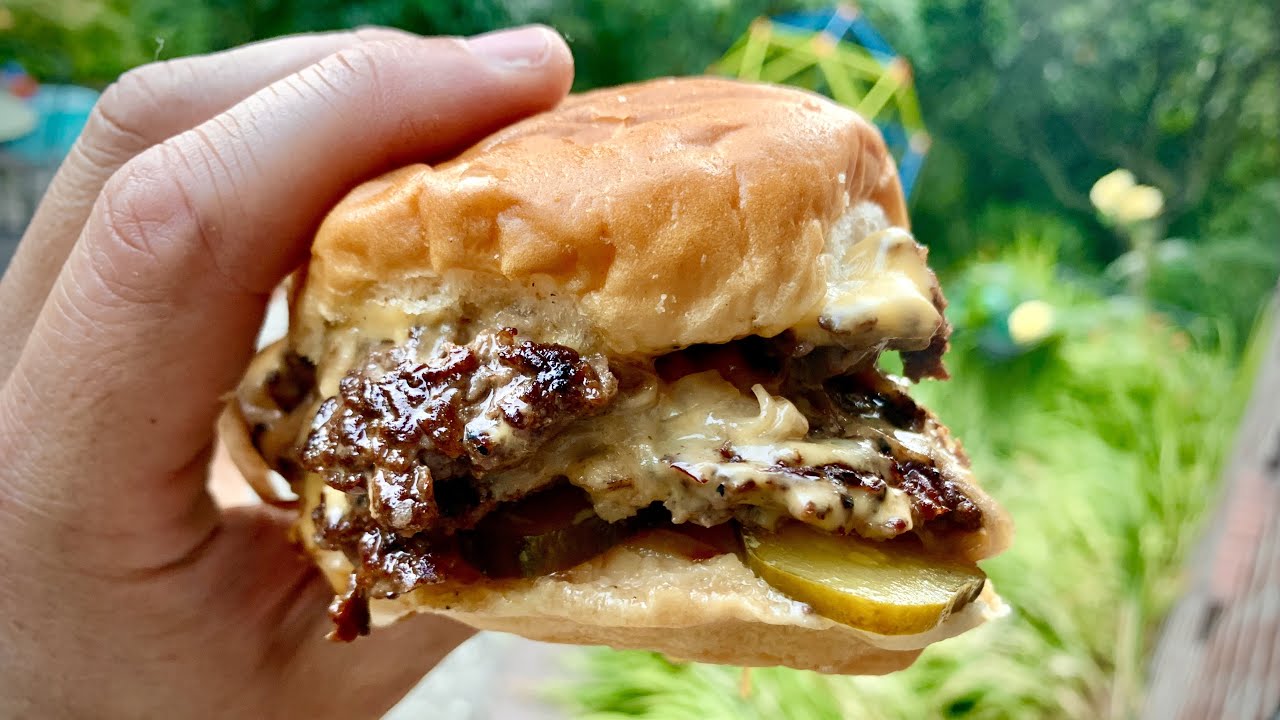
<box><xmin>95</xmin><ymin>136</ymin><xmax>257</xmax><ymax>303</ymax></box>
<box><xmin>90</xmin><ymin>146</ymin><xmax>205</xmax><ymax>305</ymax></box>
<box><xmin>296</xmin><ymin>42</ymin><xmax>392</xmax><ymax>108</ymax></box>
<box><xmin>88</xmin><ymin>61</ymin><xmax>179</xmax><ymax>155</ymax></box>
<box><xmin>328</xmin><ymin>43</ymin><xmax>384</xmax><ymax>88</ymax></box>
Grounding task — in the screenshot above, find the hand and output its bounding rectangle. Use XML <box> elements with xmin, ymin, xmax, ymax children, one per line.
<box><xmin>0</xmin><ymin>26</ymin><xmax>573</xmax><ymax>718</ymax></box>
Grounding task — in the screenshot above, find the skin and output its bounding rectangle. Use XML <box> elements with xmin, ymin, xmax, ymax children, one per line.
<box><xmin>0</xmin><ymin>25</ymin><xmax>574</xmax><ymax>718</ymax></box>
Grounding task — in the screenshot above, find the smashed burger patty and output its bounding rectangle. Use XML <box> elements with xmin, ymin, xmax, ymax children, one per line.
<box><xmin>302</xmin><ymin>328</ymin><xmax>617</xmax><ymax>536</ymax></box>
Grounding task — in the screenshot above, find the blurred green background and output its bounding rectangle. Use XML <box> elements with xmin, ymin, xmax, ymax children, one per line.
<box><xmin>3</xmin><ymin>1</ymin><xmax>1277</xmax><ymax>718</ymax></box>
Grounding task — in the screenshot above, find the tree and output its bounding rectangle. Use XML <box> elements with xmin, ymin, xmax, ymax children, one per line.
<box><xmin>875</xmin><ymin>0</ymin><xmax>1279</xmax><ymax>226</ymax></box>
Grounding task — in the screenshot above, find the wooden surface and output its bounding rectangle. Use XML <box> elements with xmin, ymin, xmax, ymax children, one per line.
<box><xmin>1144</xmin><ymin>297</ymin><xmax>1280</xmax><ymax>720</ymax></box>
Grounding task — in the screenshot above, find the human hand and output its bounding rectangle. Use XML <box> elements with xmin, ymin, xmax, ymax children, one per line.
<box><xmin>0</xmin><ymin>25</ymin><xmax>573</xmax><ymax>718</ymax></box>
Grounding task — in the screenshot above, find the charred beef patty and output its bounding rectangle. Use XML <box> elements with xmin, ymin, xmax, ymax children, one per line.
<box><xmin>253</xmin><ymin>326</ymin><xmax>982</xmax><ymax>618</ymax></box>
<box><xmin>301</xmin><ymin>328</ymin><xmax>617</xmax><ymax>535</ymax></box>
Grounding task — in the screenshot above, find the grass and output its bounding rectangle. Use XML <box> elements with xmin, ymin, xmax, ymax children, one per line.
<box><xmin>555</xmin><ymin>241</ymin><xmax>1269</xmax><ymax>719</ymax></box>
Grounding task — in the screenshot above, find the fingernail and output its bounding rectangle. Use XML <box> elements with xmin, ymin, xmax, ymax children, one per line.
<box><xmin>468</xmin><ymin>26</ymin><xmax>553</xmax><ymax>69</ymax></box>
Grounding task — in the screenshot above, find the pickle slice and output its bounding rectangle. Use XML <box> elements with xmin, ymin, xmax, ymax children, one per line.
<box><xmin>460</xmin><ymin>485</ymin><xmax>634</xmax><ymax>578</ymax></box>
<box><xmin>743</xmin><ymin>523</ymin><xmax>986</xmax><ymax>635</ymax></box>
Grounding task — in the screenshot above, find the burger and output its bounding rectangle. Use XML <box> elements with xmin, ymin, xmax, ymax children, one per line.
<box><xmin>222</xmin><ymin>76</ymin><xmax>1012</xmax><ymax>675</ymax></box>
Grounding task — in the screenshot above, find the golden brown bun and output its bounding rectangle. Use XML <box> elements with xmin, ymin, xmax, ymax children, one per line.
<box><xmin>292</xmin><ymin>76</ymin><xmax>914</xmax><ymax>358</ymax></box>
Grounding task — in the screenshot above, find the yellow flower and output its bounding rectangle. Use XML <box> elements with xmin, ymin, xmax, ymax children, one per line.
<box><xmin>1089</xmin><ymin>169</ymin><xmax>1165</xmax><ymax>224</ymax></box>
<box><xmin>1111</xmin><ymin>185</ymin><xmax>1165</xmax><ymax>224</ymax></box>
<box><xmin>1008</xmin><ymin>300</ymin><xmax>1055</xmax><ymax>346</ymax></box>
<box><xmin>1090</xmin><ymin>169</ymin><xmax>1136</xmax><ymax>216</ymax></box>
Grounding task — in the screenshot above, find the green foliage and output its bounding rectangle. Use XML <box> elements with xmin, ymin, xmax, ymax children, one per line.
<box><xmin>1144</xmin><ymin>241</ymin><xmax>1278</xmax><ymax>350</ymax></box>
<box><xmin>560</xmin><ymin>242</ymin><xmax>1265</xmax><ymax>719</ymax></box>
<box><xmin>868</xmin><ymin>0</ymin><xmax>1280</xmax><ymax>219</ymax></box>
<box><xmin>853</xmin><ymin>0</ymin><xmax>1279</xmax><ymax>354</ymax></box>
<box><xmin>518</xmin><ymin>0</ymin><xmax>779</xmax><ymax>92</ymax></box>
<box><xmin>0</xmin><ymin>0</ymin><xmax>214</xmax><ymax>84</ymax></box>
<box><xmin>559</xmin><ymin>654</ymin><xmax>847</xmax><ymax>720</ymax></box>
<box><xmin>1134</xmin><ymin>180</ymin><xmax>1280</xmax><ymax>347</ymax></box>
<box><xmin>920</xmin><ymin>199</ymin><xmax>1099</xmax><ymax>272</ymax></box>
<box><xmin>193</xmin><ymin>0</ymin><xmax>513</xmax><ymax>51</ymax></box>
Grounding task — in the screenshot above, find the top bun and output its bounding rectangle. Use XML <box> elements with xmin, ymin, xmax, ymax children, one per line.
<box><xmin>292</xmin><ymin>77</ymin><xmax>935</xmax><ymax>367</ymax></box>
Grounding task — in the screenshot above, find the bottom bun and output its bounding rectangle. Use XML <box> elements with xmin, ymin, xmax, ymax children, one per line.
<box><xmin>293</xmin><ymin>475</ymin><xmax>1004</xmax><ymax>675</ymax></box>
<box><xmin>449</xmin><ymin>613</ymin><xmax>925</xmax><ymax>674</ymax></box>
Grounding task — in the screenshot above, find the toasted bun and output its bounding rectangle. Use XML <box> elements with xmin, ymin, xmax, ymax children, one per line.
<box><xmin>357</xmin><ymin>538</ymin><xmax>1002</xmax><ymax>675</ymax></box>
<box><xmin>382</xmin><ymin>551</ymin><xmax>1001</xmax><ymax>675</ymax></box>
<box><xmin>291</xmin><ymin>76</ymin><xmax>927</xmax><ymax>363</ymax></box>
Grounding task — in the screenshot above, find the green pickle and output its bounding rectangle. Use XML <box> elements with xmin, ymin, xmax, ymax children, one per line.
<box><xmin>743</xmin><ymin>523</ymin><xmax>986</xmax><ymax>635</ymax></box>
<box><xmin>461</xmin><ymin>485</ymin><xmax>634</xmax><ymax>578</ymax></box>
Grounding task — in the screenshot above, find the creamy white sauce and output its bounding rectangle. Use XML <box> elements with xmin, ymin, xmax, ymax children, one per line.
<box><xmin>307</xmin><ymin>369</ymin><xmax>950</xmax><ymax>541</ymax></box>
<box><xmin>793</xmin><ymin>203</ymin><xmax>943</xmax><ymax>351</ymax></box>
<box><xmin>469</xmin><ymin>371</ymin><xmax>948</xmax><ymax>539</ymax></box>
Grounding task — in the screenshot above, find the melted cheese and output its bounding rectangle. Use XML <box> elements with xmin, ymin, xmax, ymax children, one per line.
<box><xmin>473</xmin><ymin>371</ymin><xmax>938</xmax><ymax>539</ymax></box>
<box><xmin>794</xmin><ymin>204</ymin><xmax>943</xmax><ymax>350</ymax></box>
<box><xmin>308</xmin><ymin>271</ymin><xmax>603</xmax><ymax>398</ymax></box>
<box><xmin>302</xmin><ymin>370</ymin><xmax>944</xmax><ymax>541</ymax></box>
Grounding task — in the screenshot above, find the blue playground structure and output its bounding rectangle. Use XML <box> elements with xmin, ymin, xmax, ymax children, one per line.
<box><xmin>712</xmin><ymin>4</ymin><xmax>931</xmax><ymax>198</ymax></box>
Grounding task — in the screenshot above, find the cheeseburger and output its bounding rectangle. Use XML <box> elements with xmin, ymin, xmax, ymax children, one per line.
<box><xmin>223</xmin><ymin>76</ymin><xmax>1012</xmax><ymax>674</ymax></box>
